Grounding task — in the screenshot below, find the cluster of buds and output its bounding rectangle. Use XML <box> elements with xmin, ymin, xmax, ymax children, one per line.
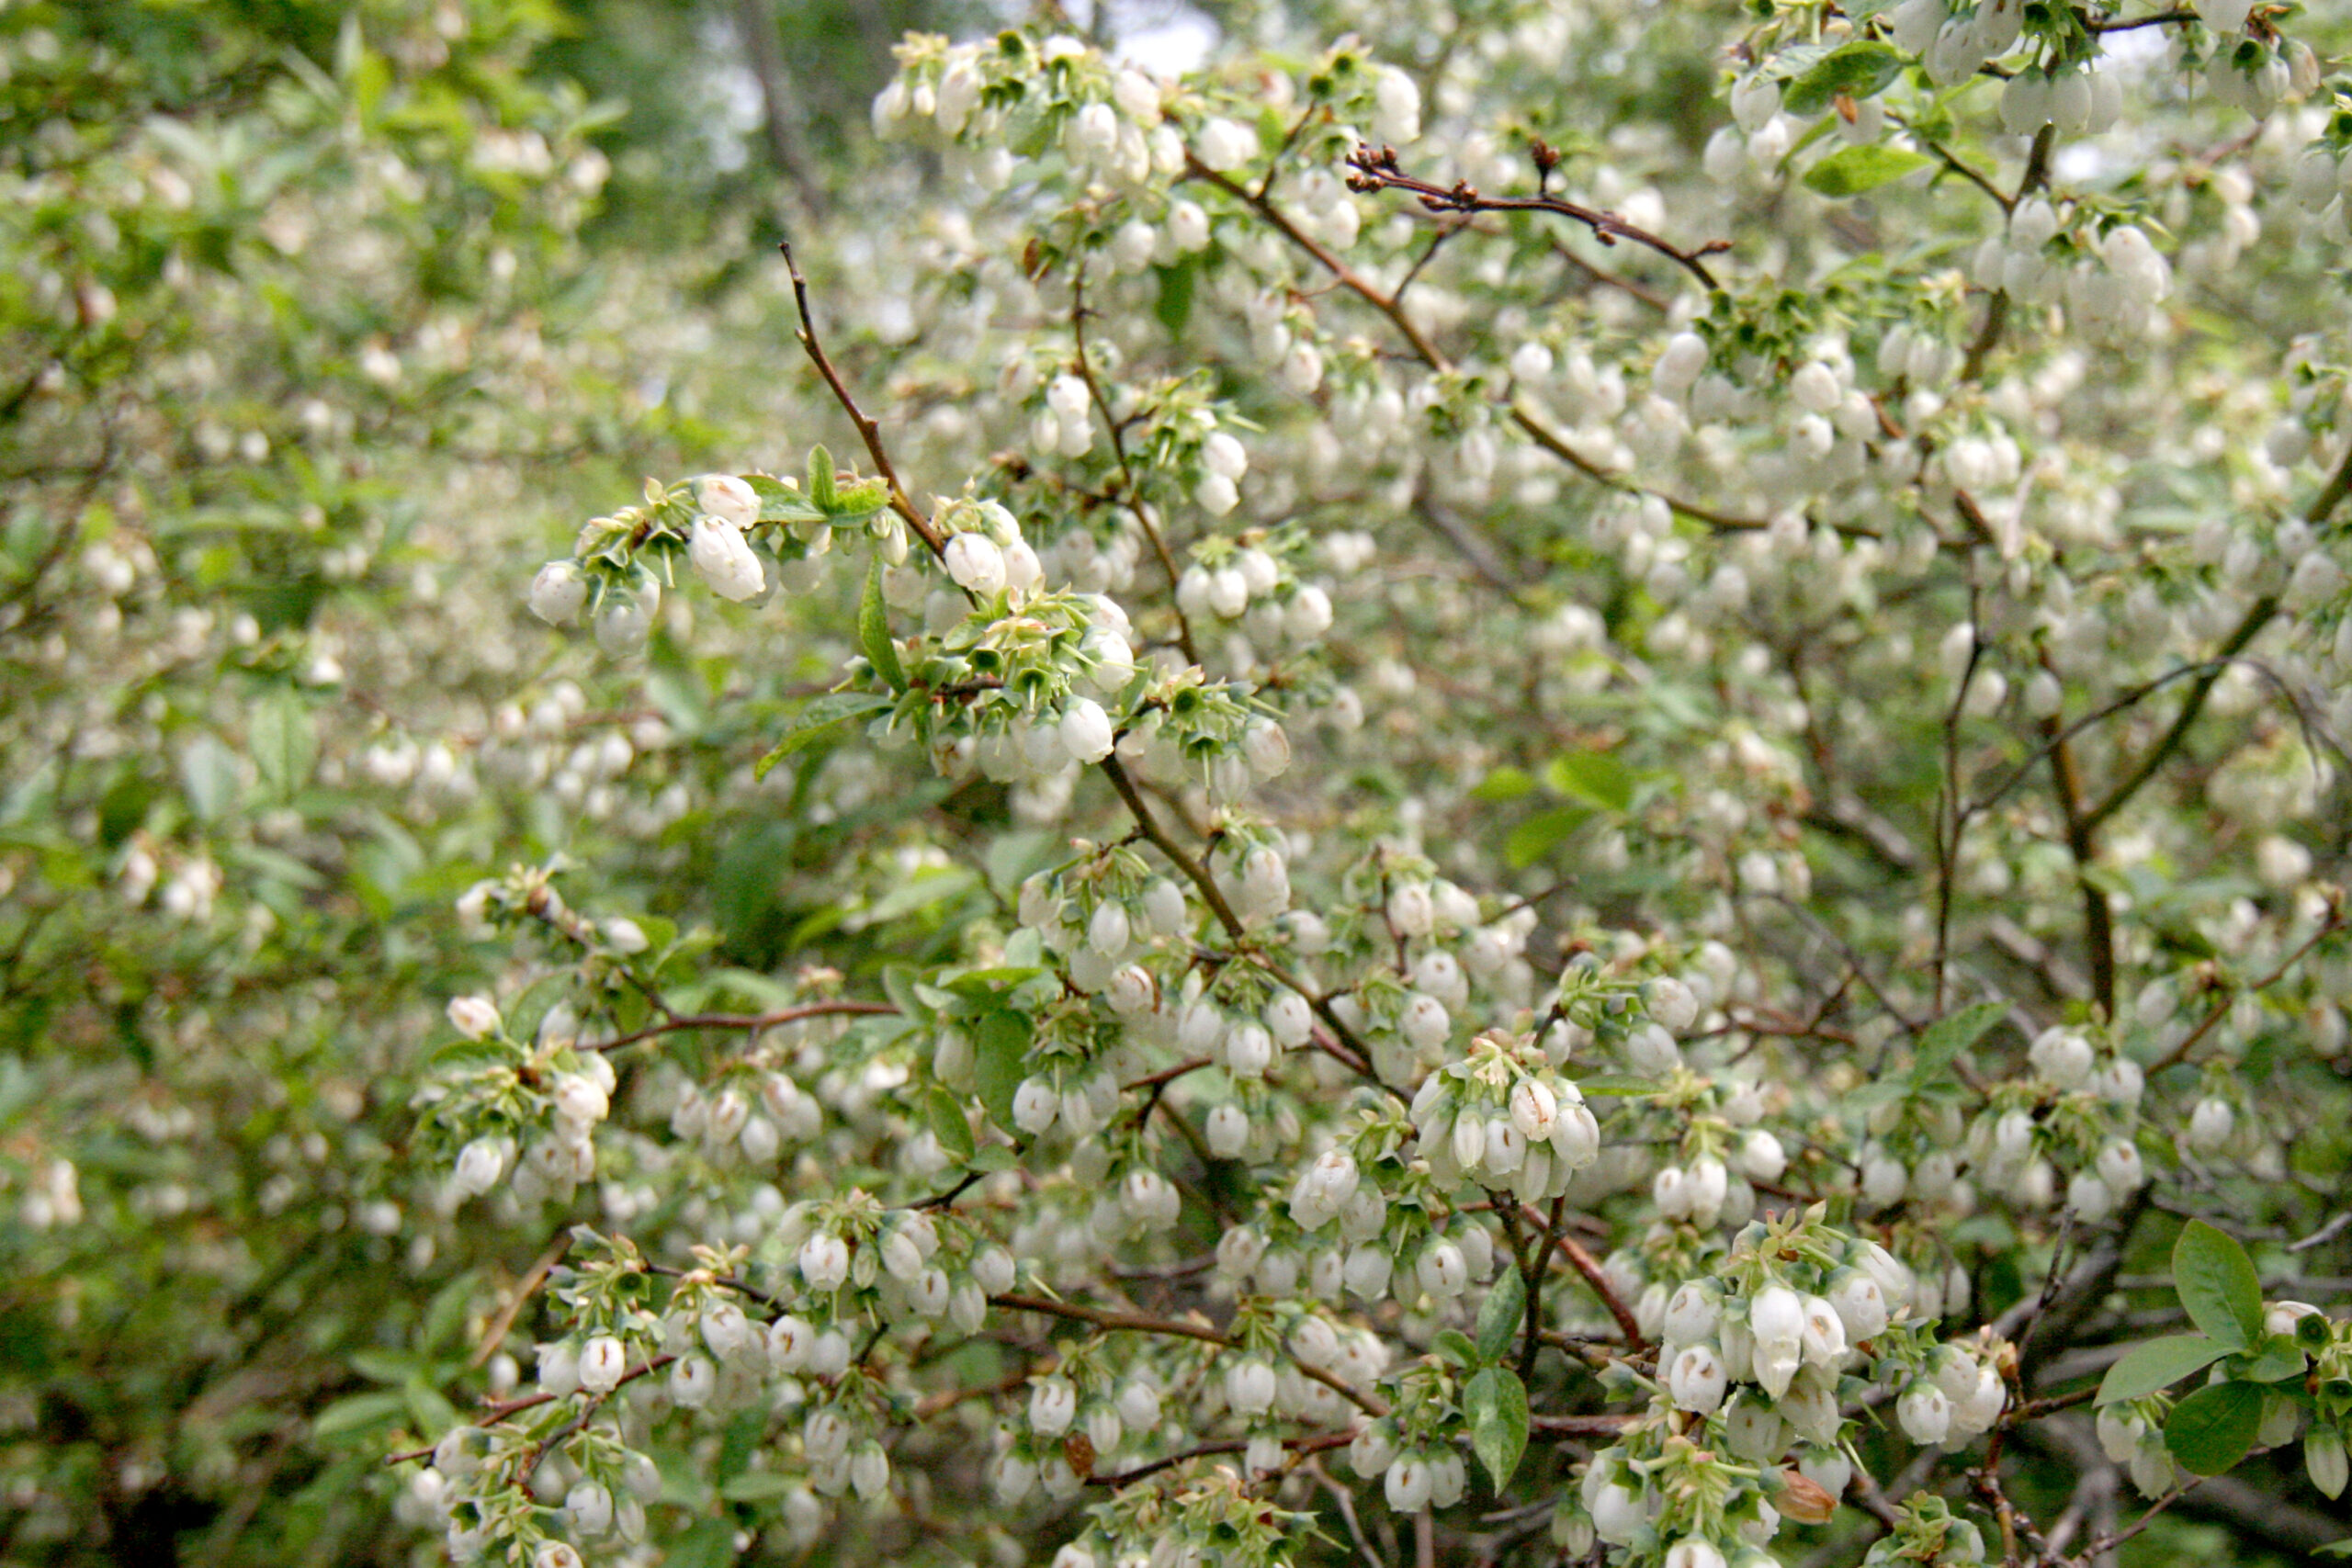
<box><xmin>1407</xmin><ymin>1029</ymin><xmax>1604</xmax><ymax>1200</ymax></box>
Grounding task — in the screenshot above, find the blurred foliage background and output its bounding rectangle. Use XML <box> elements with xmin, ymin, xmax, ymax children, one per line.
<box><xmin>0</xmin><ymin>1</ymin><xmax>1020</xmax><ymax>1561</ymax></box>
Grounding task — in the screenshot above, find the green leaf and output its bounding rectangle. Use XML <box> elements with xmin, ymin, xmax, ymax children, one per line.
<box><xmin>2233</xmin><ymin>1334</ymin><xmax>2307</xmax><ymax>1385</ymax></box>
<box><xmin>346</xmin><ymin>1349</ymin><xmax>416</xmax><ymax>1385</ymax></box>
<box><xmin>745</xmin><ymin>473</ymin><xmax>826</xmax><ymax>525</ymax></box>
<box><xmin>403</xmin><ymin>1381</ymin><xmax>458</xmax><ymax>1437</ymax></box>
<box><xmin>662</xmin><ymin>1517</ymin><xmax>737</xmax><ymax>1568</ymax></box>
<box><xmin>2163</xmin><ymin>1380</ymin><xmax>2264</xmax><ymax>1475</ymax></box>
<box><xmin>1464</xmin><ymin>1366</ymin><xmax>1531</xmax><ymax>1492</ymax></box>
<box><xmin>2173</xmin><ymin>1220</ymin><xmax>2263</xmax><ymax>1351</ymax></box>
<box><xmin>1471</xmin><ymin>766</ymin><xmax>1536</xmax><ymax>804</ymax></box>
<box><xmin>178</xmin><ymin>734</ymin><xmax>240</xmax><ymax>822</ymax></box>
<box><xmin>858</xmin><ymin>559</ymin><xmax>907</xmax><ymax>691</ymax></box>
<box><xmin>1782</xmin><ymin>40</ymin><xmax>1905</xmax><ymax>117</ymax></box>
<box><xmin>972</xmin><ymin>1009</ymin><xmax>1031</xmax><ymax>1129</ymax></box>
<box><xmin>2098</xmin><ymin>1334</ymin><xmax>2231</xmax><ymax>1404</ymax></box>
<box><xmin>752</xmin><ymin>692</ymin><xmax>896</xmax><ymax>779</ymax></box>
<box><xmin>1543</xmin><ymin>750</ymin><xmax>1633</xmax><ymax>812</ymax></box>
<box><xmin>419</xmin><ymin>1271</ymin><xmax>479</xmax><ymax>1356</ymax></box>
<box><xmin>923</xmin><ymin>1084</ymin><xmax>977</xmax><ymax>1163</ymax></box>
<box><xmin>249</xmin><ymin>689</ymin><xmax>316</xmax><ymax>797</ymax></box>
<box><xmin>1475</xmin><ymin>1269</ymin><xmax>1527</xmax><ymax>1364</ymax></box>
<box><xmin>1803</xmin><ymin>145</ymin><xmax>1934</xmax><ymax>197</ymax></box>
<box><xmin>1504</xmin><ymin>806</ymin><xmax>1592</xmax><ymax>870</ymax></box>
<box><xmin>718</xmin><ymin>1472</ymin><xmax>800</xmax><ymax>1503</ymax></box>
<box><xmin>2315</xmin><ymin>1540</ymin><xmax>2352</xmax><ymax>1559</ymax></box>
<box><xmin>805</xmin><ymin>445</ymin><xmax>839</xmax><ymax>512</ymax></box>
<box><xmin>309</xmin><ymin>1390</ymin><xmax>407</xmax><ymax>1441</ymax></box>
<box><xmin>1569</xmin><ymin>1075</ymin><xmax>1667</xmax><ymax>1098</ymax></box>
<box><xmin>1908</xmin><ymin>1001</ymin><xmax>2007</xmax><ymax>1089</ymax></box>
<box><xmin>1431</xmin><ymin>1329</ymin><xmax>1480</xmax><ymax>1369</ymax></box>
<box><xmin>1154</xmin><ymin>259</ymin><xmax>1195</xmax><ymax>335</ymax></box>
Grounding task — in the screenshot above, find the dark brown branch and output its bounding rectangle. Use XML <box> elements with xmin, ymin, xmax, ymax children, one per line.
<box><xmin>2090</xmin><ymin>7</ymin><xmax>2196</xmax><ymax>30</ymax></box>
<box><xmin>989</xmin><ymin>1292</ymin><xmax>1388</xmax><ymax>1416</ymax></box>
<box><xmin>1519</xmin><ymin>1203</ymin><xmax>1645</xmax><ymax>1347</ymax></box>
<box><xmin>779</xmin><ymin>243</ymin><xmax>942</xmax><ymax>555</ymax></box>
<box><xmin>1343</xmin><ymin>145</ymin><xmax>1728</xmax><ymax>290</ymax></box>
<box><xmin>2078</xmin><ymin>596</ymin><xmax>2278</xmax><ymax>838</ymax></box>
<box><xmin>1089</xmin><ymin>1428</ymin><xmax>1351</xmax><ymax>1488</ymax></box>
<box><xmin>1184</xmin><ymin>156</ymin><xmax>1781</xmax><ymax>538</ymax></box>
<box><xmin>1069</xmin><ymin>265</ymin><xmax>1203</xmax><ymax>668</ymax></box>
<box><xmin>1100</xmin><ymin>754</ymin><xmax>1246</xmax><ymax>938</ymax></box>
<box><xmin>2040</xmin><ymin>696</ymin><xmax>2116</xmax><ymax>1019</ymax></box>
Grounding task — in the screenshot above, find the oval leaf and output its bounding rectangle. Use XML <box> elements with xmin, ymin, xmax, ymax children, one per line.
<box><xmin>1783</xmin><ymin>40</ymin><xmax>1905</xmax><ymax>117</ymax></box>
<box><xmin>1504</xmin><ymin>806</ymin><xmax>1592</xmax><ymax>870</ymax></box>
<box><xmin>858</xmin><ymin>558</ymin><xmax>908</xmax><ymax>692</ymax></box>
<box><xmin>2172</xmin><ymin>1220</ymin><xmax>2262</xmax><ymax>1351</ymax></box>
<box><xmin>2097</xmin><ymin>1334</ymin><xmax>2229</xmax><ymax>1405</ymax></box>
<box><xmin>753</xmin><ymin>691</ymin><xmax>896</xmax><ymax>779</ymax></box>
<box><xmin>1908</xmin><ymin>1000</ymin><xmax>2007</xmax><ymax>1088</ymax></box>
<box><xmin>1803</xmin><ymin>145</ymin><xmax>1933</xmax><ymax>197</ymax></box>
<box><xmin>1544</xmin><ymin>750</ymin><xmax>1633</xmax><ymax>812</ymax></box>
<box><xmin>2164</xmin><ymin>1380</ymin><xmax>2264</xmax><ymax>1476</ymax></box>
<box><xmin>1464</xmin><ymin>1366</ymin><xmax>1531</xmax><ymax>1493</ymax></box>
<box><xmin>1476</xmin><ymin>1269</ymin><xmax>1527</xmax><ymax>1364</ymax></box>
<box><xmin>923</xmin><ymin>1083</ymin><xmax>977</xmax><ymax>1163</ymax></box>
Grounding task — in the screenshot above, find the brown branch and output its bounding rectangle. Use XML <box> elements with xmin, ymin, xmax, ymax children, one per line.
<box><xmin>1069</xmin><ymin>265</ymin><xmax>1202</xmax><ymax>668</ymax></box>
<box><xmin>469</xmin><ymin>1234</ymin><xmax>571</xmax><ymax>1370</ymax></box>
<box><xmin>2078</xmin><ymin>596</ymin><xmax>2278</xmax><ymax>838</ymax></box>
<box><xmin>382</xmin><ymin>1354</ymin><xmax>677</xmax><ymax>1466</ymax></box>
<box><xmin>2040</xmin><ymin>693</ymin><xmax>2116</xmax><ymax>1019</ymax></box>
<box><xmin>1343</xmin><ymin>144</ymin><xmax>1728</xmax><ymax>290</ymax></box>
<box><xmin>1308</xmin><ymin>1457</ymin><xmax>1395</xmax><ymax>1568</ymax></box>
<box><xmin>1185</xmin><ymin>156</ymin><xmax>1781</xmax><ymax>538</ymax></box>
<box><xmin>779</xmin><ymin>242</ymin><xmax>942</xmax><ymax>555</ymax></box>
<box><xmin>2149</xmin><ymin>908</ymin><xmax>2346</xmax><ymax>1075</ymax></box>
<box><xmin>989</xmin><ymin>1292</ymin><xmax>1389</xmax><ymax>1416</ymax></box>
<box><xmin>1088</xmin><ymin>1427</ymin><xmax>1352</xmax><ymax>1488</ymax></box>
<box><xmin>2090</xmin><ymin>7</ymin><xmax>2196</xmax><ymax>30</ymax></box>
<box><xmin>1520</xmin><ymin>1203</ymin><xmax>1645</xmax><ymax>1348</ymax></box>
<box><xmin>1529</xmin><ymin>1413</ymin><xmax>1639</xmax><ymax>1437</ymax></box>
<box><xmin>1960</xmin><ymin>124</ymin><xmax>2055</xmax><ymax>382</ymax></box>
<box><xmin>1099</xmin><ymin>753</ymin><xmax>1246</xmax><ymax>938</ymax></box>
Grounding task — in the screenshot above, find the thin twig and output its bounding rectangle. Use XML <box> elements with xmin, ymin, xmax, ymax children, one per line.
<box><xmin>1520</xmin><ymin>1203</ymin><xmax>1645</xmax><ymax>1347</ymax></box>
<box><xmin>1344</xmin><ymin>145</ymin><xmax>1729</xmax><ymax>289</ymax></box>
<box><xmin>469</xmin><ymin>1234</ymin><xmax>571</xmax><ymax>1370</ymax></box>
<box><xmin>779</xmin><ymin>243</ymin><xmax>942</xmax><ymax>555</ymax></box>
<box><xmin>989</xmin><ymin>1292</ymin><xmax>1389</xmax><ymax>1417</ymax></box>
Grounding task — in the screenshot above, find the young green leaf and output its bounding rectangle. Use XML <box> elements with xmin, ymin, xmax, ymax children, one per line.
<box><xmin>1803</xmin><ymin>145</ymin><xmax>1933</xmax><ymax>197</ymax></box>
<box><xmin>1908</xmin><ymin>1001</ymin><xmax>2007</xmax><ymax>1089</ymax></box>
<box><xmin>1544</xmin><ymin>750</ymin><xmax>1634</xmax><ymax>812</ymax></box>
<box><xmin>1464</xmin><ymin>1366</ymin><xmax>1531</xmax><ymax>1492</ymax></box>
<box><xmin>923</xmin><ymin>1084</ymin><xmax>977</xmax><ymax>1163</ymax></box>
<box><xmin>806</xmin><ymin>444</ymin><xmax>840</xmax><ymax>512</ymax></box>
<box><xmin>1781</xmin><ymin>40</ymin><xmax>1905</xmax><ymax>117</ymax></box>
<box><xmin>2163</xmin><ymin>1380</ymin><xmax>2264</xmax><ymax>1475</ymax></box>
<box><xmin>2097</xmin><ymin>1334</ymin><xmax>2230</xmax><ymax>1405</ymax></box>
<box><xmin>2173</xmin><ymin>1220</ymin><xmax>2263</xmax><ymax>1350</ymax></box>
<box><xmin>971</xmin><ymin>1009</ymin><xmax>1031</xmax><ymax>1129</ymax></box>
<box><xmin>753</xmin><ymin>691</ymin><xmax>896</xmax><ymax>779</ymax></box>
<box><xmin>859</xmin><ymin>558</ymin><xmax>908</xmax><ymax>691</ymax></box>
<box><xmin>1475</xmin><ymin>1269</ymin><xmax>1528</xmax><ymax>1364</ymax></box>
<box><xmin>1504</xmin><ymin>806</ymin><xmax>1593</xmax><ymax>869</ymax></box>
